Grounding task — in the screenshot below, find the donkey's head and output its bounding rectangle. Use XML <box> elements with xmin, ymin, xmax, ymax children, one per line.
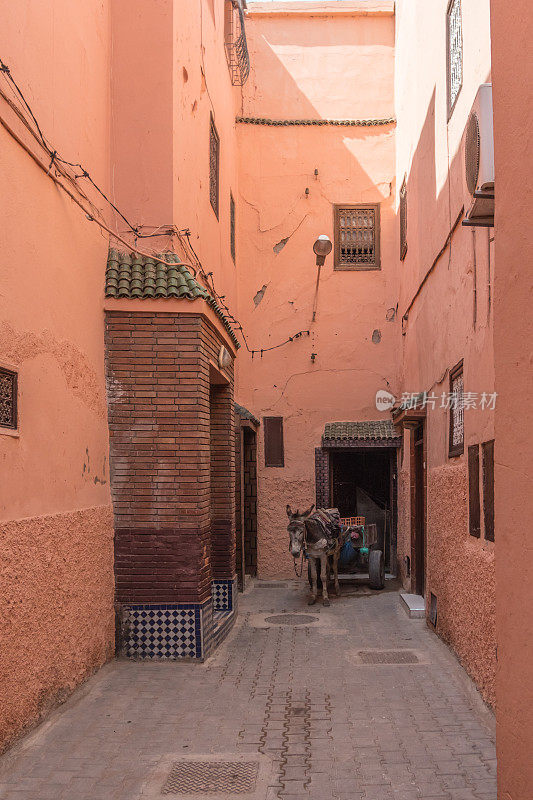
<box><xmin>286</xmin><ymin>504</ymin><xmax>315</xmax><ymax>558</ymax></box>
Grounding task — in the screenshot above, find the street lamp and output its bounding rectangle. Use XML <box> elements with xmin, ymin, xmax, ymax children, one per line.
<box><xmin>313</xmin><ymin>235</ymin><xmax>332</xmax><ymax>266</ymax></box>
<box><xmin>311</xmin><ymin>235</ymin><xmax>333</xmax><ymax>322</ymax></box>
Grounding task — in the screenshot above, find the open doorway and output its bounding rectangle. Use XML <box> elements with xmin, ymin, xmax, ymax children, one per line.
<box><xmin>235</xmin><ymin>405</ymin><xmax>259</xmax><ymax>589</ymax></box>
<box><xmin>329</xmin><ymin>449</ymin><xmax>396</xmax><ymax>572</ymax></box>
<box><xmin>412</xmin><ymin>422</ymin><xmax>426</xmax><ymax>596</ymax></box>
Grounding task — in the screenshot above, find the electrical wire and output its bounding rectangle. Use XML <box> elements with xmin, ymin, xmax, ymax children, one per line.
<box><xmin>0</xmin><ymin>56</ymin><xmax>311</xmax><ymax>358</ymax></box>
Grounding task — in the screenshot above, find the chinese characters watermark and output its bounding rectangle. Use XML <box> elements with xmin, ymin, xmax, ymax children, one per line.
<box><xmin>397</xmin><ymin>391</ymin><xmax>497</xmax><ymax>411</ymax></box>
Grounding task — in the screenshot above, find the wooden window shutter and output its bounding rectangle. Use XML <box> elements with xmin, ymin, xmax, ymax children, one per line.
<box><xmin>468</xmin><ymin>444</ymin><xmax>480</xmax><ymax>537</ymax></box>
<box><xmin>263</xmin><ymin>416</ymin><xmax>284</xmax><ymax>467</ymax></box>
<box><xmin>482</xmin><ymin>439</ymin><xmax>495</xmax><ymax>541</ymax></box>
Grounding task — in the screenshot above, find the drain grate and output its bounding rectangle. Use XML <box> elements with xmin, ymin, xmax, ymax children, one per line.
<box><xmin>358</xmin><ymin>650</ymin><xmax>419</xmax><ymax>664</ymax></box>
<box><xmin>161</xmin><ymin>761</ymin><xmax>258</xmax><ymax>795</ymax></box>
<box><xmin>264</xmin><ymin>614</ymin><xmax>318</xmax><ymax>626</ymax></box>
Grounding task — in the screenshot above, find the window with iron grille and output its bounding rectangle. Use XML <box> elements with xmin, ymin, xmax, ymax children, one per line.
<box><xmin>334</xmin><ymin>204</ymin><xmax>381</xmax><ymax>270</ymax></box>
<box><xmin>230</xmin><ymin>192</ymin><xmax>236</xmax><ymax>263</ymax></box>
<box><xmin>224</xmin><ymin>0</ymin><xmax>250</xmax><ymax>86</ymax></box>
<box><xmin>0</xmin><ymin>367</ymin><xmax>17</xmax><ymax>430</ymax></box>
<box><xmin>209</xmin><ymin>114</ymin><xmax>220</xmax><ymax>218</ymax></box>
<box><xmin>447</xmin><ymin>0</ymin><xmax>463</xmax><ymax>118</ymax></box>
<box><xmin>449</xmin><ymin>360</ymin><xmax>464</xmax><ymax>457</ymax></box>
<box><xmin>399</xmin><ymin>177</ymin><xmax>408</xmax><ymax>261</ymax></box>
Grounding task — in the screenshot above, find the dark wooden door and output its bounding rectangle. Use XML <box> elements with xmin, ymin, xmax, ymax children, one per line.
<box><xmin>413</xmin><ymin>424</ymin><xmax>426</xmax><ymax>596</ymax></box>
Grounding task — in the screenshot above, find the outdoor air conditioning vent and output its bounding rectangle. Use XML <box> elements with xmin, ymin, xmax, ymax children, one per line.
<box><xmin>464</xmin><ymin>83</ymin><xmax>494</xmax><ymax>196</ymax></box>
<box><xmin>462</xmin><ymin>84</ymin><xmax>494</xmax><ymax>228</ymax></box>
<box><xmin>465</xmin><ymin>111</ymin><xmax>480</xmax><ymax>196</ymax></box>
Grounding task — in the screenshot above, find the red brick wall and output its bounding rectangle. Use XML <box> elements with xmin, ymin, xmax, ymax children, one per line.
<box><xmin>105</xmin><ymin>310</ymin><xmax>235</xmax><ymax>603</ymax></box>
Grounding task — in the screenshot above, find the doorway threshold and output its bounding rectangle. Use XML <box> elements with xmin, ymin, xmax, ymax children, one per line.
<box><xmin>338</xmin><ymin>573</ymin><xmax>396</xmax><ymax>583</ymax></box>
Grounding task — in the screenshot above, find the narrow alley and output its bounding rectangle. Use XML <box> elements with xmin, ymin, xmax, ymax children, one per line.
<box><xmin>0</xmin><ymin>583</ymin><xmax>496</xmax><ymax>800</ymax></box>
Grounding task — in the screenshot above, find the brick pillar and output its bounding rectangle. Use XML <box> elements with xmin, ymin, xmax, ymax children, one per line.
<box><xmin>105</xmin><ymin>310</ymin><xmax>236</xmax><ymax>659</ymax></box>
<box><xmin>210</xmin><ymin>384</ymin><xmax>235</xmax><ymax>579</ymax></box>
<box><xmin>315</xmin><ymin>447</ymin><xmax>329</xmax><ymax>508</ymax></box>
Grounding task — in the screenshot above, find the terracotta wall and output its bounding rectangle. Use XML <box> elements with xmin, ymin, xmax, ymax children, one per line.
<box><xmin>110</xmin><ymin>0</ymin><xmax>239</xmax><ymax>309</ymax></box>
<box><xmin>490</xmin><ymin>0</ymin><xmax>533</xmax><ymax>794</ymax></box>
<box><xmin>0</xmin><ymin>0</ymin><xmax>114</xmax><ymax>749</ymax></box>
<box><xmin>235</xmin><ymin>1</ymin><xmax>398</xmax><ymax>578</ymax></box>
<box><xmin>394</xmin><ymin>0</ymin><xmax>495</xmax><ymax>705</ymax></box>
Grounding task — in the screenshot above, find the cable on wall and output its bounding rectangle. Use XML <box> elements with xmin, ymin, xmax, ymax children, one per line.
<box><xmin>0</xmin><ymin>56</ymin><xmax>310</xmax><ymax>359</ymax></box>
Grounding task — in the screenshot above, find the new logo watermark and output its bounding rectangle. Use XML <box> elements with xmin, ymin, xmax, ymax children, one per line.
<box><xmin>375</xmin><ymin>390</ymin><xmax>396</xmax><ymax>411</ymax></box>
<box><xmin>375</xmin><ymin>390</ymin><xmax>497</xmax><ymax>411</ymax></box>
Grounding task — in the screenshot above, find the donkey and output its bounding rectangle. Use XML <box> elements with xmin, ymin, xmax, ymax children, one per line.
<box><xmin>286</xmin><ymin>504</ymin><xmax>342</xmax><ymax>606</ymax></box>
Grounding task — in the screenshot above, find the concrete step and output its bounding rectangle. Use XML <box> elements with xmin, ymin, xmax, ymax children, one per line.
<box><xmin>400</xmin><ymin>592</ymin><xmax>426</xmax><ymax>618</ymax></box>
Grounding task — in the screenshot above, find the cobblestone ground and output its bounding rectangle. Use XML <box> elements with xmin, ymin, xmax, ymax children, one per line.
<box><xmin>0</xmin><ymin>582</ymin><xmax>496</xmax><ymax>800</ymax></box>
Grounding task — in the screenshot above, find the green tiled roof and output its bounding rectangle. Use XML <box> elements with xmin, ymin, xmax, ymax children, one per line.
<box><xmin>235</xmin><ymin>402</ymin><xmax>260</xmax><ymax>427</ymax></box>
<box><xmin>323</xmin><ymin>420</ymin><xmax>399</xmax><ymax>441</ymax></box>
<box><xmin>105</xmin><ymin>249</ymin><xmax>239</xmax><ymax>349</ymax></box>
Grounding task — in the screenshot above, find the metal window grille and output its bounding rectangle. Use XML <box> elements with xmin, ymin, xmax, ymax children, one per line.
<box><xmin>447</xmin><ymin>0</ymin><xmax>463</xmax><ymax>117</ymax></box>
<box><xmin>449</xmin><ymin>361</ymin><xmax>464</xmax><ymax>456</ymax></box>
<box><xmin>0</xmin><ymin>367</ymin><xmax>17</xmax><ymax>429</ymax></box>
<box><xmin>334</xmin><ymin>204</ymin><xmax>381</xmax><ymax>270</ymax></box>
<box><xmin>230</xmin><ymin>192</ymin><xmax>236</xmax><ymax>262</ymax></box>
<box><xmin>224</xmin><ymin>0</ymin><xmax>250</xmax><ymax>86</ymax></box>
<box><xmin>400</xmin><ymin>178</ymin><xmax>408</xmax><ymax>261</ymax></box>
<box><xmin>209</xmin><ymin>115</ymin><xmax>220</xmax><ymax>218</ymax></box>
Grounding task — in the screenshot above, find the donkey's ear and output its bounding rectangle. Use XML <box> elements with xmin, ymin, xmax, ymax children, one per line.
<box><xmin>286</xmin><ymin>504</ymin><xmax>293</xmax><ymax>519</ymax></box>
<box><xmin>301</xmin><ymin>504</ymin><xmax>315</xmax><ymax>518</ymax></box>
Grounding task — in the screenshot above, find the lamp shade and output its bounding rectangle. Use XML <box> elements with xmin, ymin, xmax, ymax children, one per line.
<box><xmin>313</xmin><ymin>235</ymin><xmax>332</xmax><ymax>257</ymax></box>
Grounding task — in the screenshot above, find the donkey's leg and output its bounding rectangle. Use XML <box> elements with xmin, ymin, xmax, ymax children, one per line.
<box><xmin>308</xmin><ymin>557</ymin><xmax>318</xmax><ymax>605</ymax></box>
<box><xmin>332</xmin><ymin>549</ymin><xmax>341</xmax><ymax>596</ymax></box>
<box><xmin>320</xmin><ymin>552</ymin><xmax>330</xmax><ymax>606</ymax></box>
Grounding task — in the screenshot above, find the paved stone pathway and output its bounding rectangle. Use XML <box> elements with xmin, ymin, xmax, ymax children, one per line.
<box><xmin>0</xmin><ymin>582</ymin><xmax>496</xmax><ymax>800</ymax></box>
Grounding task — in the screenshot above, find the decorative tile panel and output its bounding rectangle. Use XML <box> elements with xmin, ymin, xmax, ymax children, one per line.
<box><xmin>212</xmin><ymin>580</ymin><xmax>233</xmax><ymax>612</ymax></box>
<box><xmin>124</xmin><ymin>605</ymin><xmax>202</xmax><ymax>660</ymax></box>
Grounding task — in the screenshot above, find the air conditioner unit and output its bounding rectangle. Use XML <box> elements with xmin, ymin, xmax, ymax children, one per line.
<box><xmin>463</xmin><ymin>83</ymin><xmax>494</xmax><ymax>227</ymax></box>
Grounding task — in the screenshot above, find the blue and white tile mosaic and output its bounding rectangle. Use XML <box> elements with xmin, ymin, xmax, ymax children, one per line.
<box><xmin>124</xmin><ymin>604</ymin><xmax>202</xmax><ymax>660</ymax></box>
<box><xmin>212</xmin><ymin>579</ymin><xmax>233</xmax><ymax>612</ymax></box>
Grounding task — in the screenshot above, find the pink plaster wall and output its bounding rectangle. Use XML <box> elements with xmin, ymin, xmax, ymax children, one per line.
<box><xmin>394</xmin><ymin>0</ymin><xmax>496</xmax><ymax>705</ymax></box>
<box><xmin>490</xmin><ymin>0</ymin><xmax>533</xmax><ymax>793</ymax></box>
<box><xmin>110</xmin><ymin>0</ymin><xmax>239</xmax><ymax>310</ymax></box>
<box><xmin>236</xmin><ymin>1</ymin><xmax>398</xmax><ymax>578</ymax></box>
<box><xmin>0</xmin><ymin>0</ymin><xmax>114</xmax><ymax>750</ymax></box>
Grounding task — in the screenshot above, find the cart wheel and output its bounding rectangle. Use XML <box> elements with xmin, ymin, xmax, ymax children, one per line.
<box><xmin>368</xmin><ymin>549</ymin><xmax>385</xmax><ymax>590</ymax></box>
<box><xmin>307</xmin><ymin>560</ymin><xmax>323</xmax><ymax>590</ymax></box>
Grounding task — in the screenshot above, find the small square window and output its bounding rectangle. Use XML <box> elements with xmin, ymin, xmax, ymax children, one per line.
<box><xmin>0</xmin><ymin>367</ymin><xmax>18</xmax><ymax>430</ymax></box>
<box><xmin>334</xmin><ymin>204</ymin><xmax>381</xmax><ymax>270</ymax></box>
<box><xmin>209</xmin><ymin>114</ymin><xmax>220</xmax><ymax>218</ymax></box>
<box><xmin>230</xmin><ymin>192</ymin><xmax>236</xmax><ymax>263</ymax></box>
<box><xmin>449</xmin><ymin>360</ymin><xmax>464</xmax><ymax>457</ymax></box>
<box><xmin>399</xmin><ymin>177</ymin><xmax>408</xmax><ymax>261</ymax></box>
<box><xmin>447</xmin><ymin>0</ymin><xmax>463</xmax><ymax>119</ymax></box>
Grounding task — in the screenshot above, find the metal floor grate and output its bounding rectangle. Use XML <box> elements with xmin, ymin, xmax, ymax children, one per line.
<box><xmin>358</xmin><ymin>650</ymin><xmax>419</xmax><ymax>664</ymax></box>
<box><xmin>161</xmin><ymin>760</ymin><xmax>258</xmax><ymax>794</ymax></box>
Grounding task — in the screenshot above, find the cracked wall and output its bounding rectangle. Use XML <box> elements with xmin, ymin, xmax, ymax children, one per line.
<box><xmin>235</xmin><ymin>4</ymin><xmax>399</xmax><ymax>578</ymax></box>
